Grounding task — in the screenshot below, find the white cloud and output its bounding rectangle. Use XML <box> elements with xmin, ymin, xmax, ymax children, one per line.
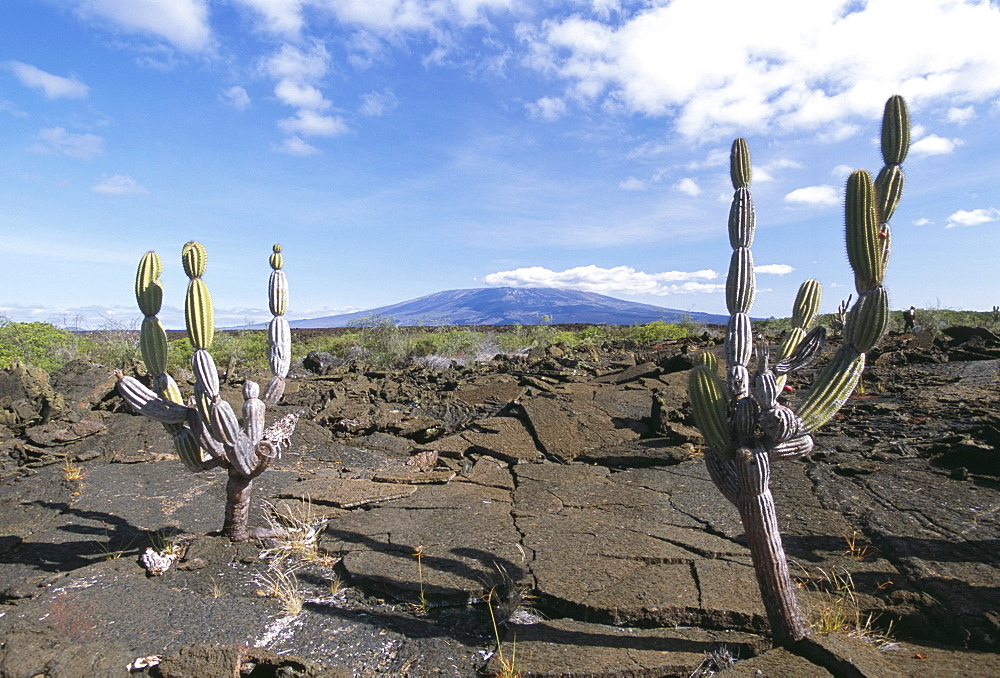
<box><xmin>274</xmin><ymin>80</ymin><xmax>329</xmax><ymax>110</ymax></box>
<box><xmin>946</xmin><ymin>105</ymin><xmax>976</xmax><ymax>124</ymax></box>
<box><xmin>359</xmin><ymin>88</ymin><xmax>398</xmax><ymax>116</ymax></box>
<box><xmin>220</xmin><ymin>85</ymin><xmax>251</xmax><ymax>111</ymax></box>
<box><xmin>29</xmin><ymin>127</ymin><xmax>104</xmax><ymax>160</ymax></box>
<box><xmin>235</xmin><ymin>0</ymin><xmax>305</xmax><ymax>37</ymax></box>
<box><xmin>482</xmin><ymin>265</ymin><xmax>721</xmax><ymax>296</ymax></box>
<box><xmin>910</xmin><ymin>133</ymin><xmax>960</xmax><ymax>156</ymax></box>
<box><xmin>275</xmin><ymin>135</ymin><xmax>321</xmax><ymax>155</ymax></box>
<box><xmin>263</xmin><ymin>41</ymin><xmax>330</xmax><ymax>81</ymax></box>
<box><xmin>92</xmin><ymin>174</ymin><xmax>148</xmax><ymax>194</ymax></box>
<box><xmin>526</xmin><ymin>96</ymin><xmax>567</xmax><ymax>121</ymax></box>
<box><xmin>674</xmin><ymin>177</ymin><xmax>701</xmax><ymax>196</ymax></box>
<box><xmin>755</xmin><ymin>264</ymin><xmax>795</xmax><ymax>276</ymax></box>
<box><xmin>945</xmin><ymin>207</ymin><xmax>1000</xmax><ymax>228</ymax></box>
<box><xmin>326</xmin><ymin>0</ymin><xmax>514</xmax><ymax>34</ymax></box>
<box><xmin>619</xmin><ymin>177</ymin><xmax>646</xmax><ymax>190</ymax></box>
<box><xmin>278</xmin><ymin>110</ymin><xmax>348</xmax><ymax>137</ymax></box>
<box><xmin>523</xmin><ymin>0</ymin><xmax>1000</xmax><ymax>139</ymax></box>
<box><xmin>7</xmin><ymin>62</ymin><xmax>90</xmax><ymax>99</ymax></box>
<box><xmin>832</xmin><ymin>164</ymin><xmax>854</xmax><ymax>178</ymax></box>
<box><xmin>73</xmin><ymin>0</ymin><xmax>212</xmax><ymax>52</ymax></box>
<box><xmin>912</xmin><ymin>217</ymin><xmax>930</xmax><ymax>226</ymax></box>
<box><xmin>785</xmin><ymin>185</ymin><xmax>840</xmax><ymax>207</ymax></box>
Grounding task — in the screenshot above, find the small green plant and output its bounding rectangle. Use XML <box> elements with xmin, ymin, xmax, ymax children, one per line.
<box><xmin>95</xmin><ymin>523</ymin><xmax>137</xmax><ymax>561</ymax></box>
<box><xmin>411</xmin><ymin>544</ymin><xmax>429</xmax><ymax>612</ymax></box>
<box><xmin>842</xmin><ymin>530</ymin><xmax>877</xmax><ymax>562</ymax></box>
<box><xmin>483</xmin><ymin>586</ymin><xmax>522</xmax><ymax>678</ymax></box>
<box><xmin>62</xmin><ymin>456</ymin><xmax>87</xmax><ymax>482</ymax></box>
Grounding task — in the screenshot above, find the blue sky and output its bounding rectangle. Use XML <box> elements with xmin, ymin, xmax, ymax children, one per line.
<box><xmin>2</xmin><ymin>0</ymin><xmax>999</xmax><ymax>329</ymax></box>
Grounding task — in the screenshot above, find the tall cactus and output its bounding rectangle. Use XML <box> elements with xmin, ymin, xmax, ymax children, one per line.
<box><xmin>117</xmin><ymin>243</ymin><xmax>298</xmax><ymax>542</ymax></box>
<box><xmin>688</xmin><ymin>96</ymin><xmax>909</xmax><ymax>646</ymax></box>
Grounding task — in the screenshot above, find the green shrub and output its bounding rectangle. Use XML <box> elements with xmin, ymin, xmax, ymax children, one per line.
<box><xmin>410</xmin><ymin>328</ymin><xmax>484</xmax><ymax>358</ymax></box>
<box><xmin>81</xmin><ymin>320</ymin><xmax>141</xmax><ymax>370</ymax></box>
<box><xmin>626</xmin><ymin>320</ymin><xmax>694</xmax><ymax>344</ymax></box>
<box><xmin>211</xmin><ymin>330</ymin><xmax>270</xmax><ymax>372</ymax></box>
<box><xmin>0</xmin><ymin>317</ymin><xmax>78</xmax><ymax>371</ymax></box>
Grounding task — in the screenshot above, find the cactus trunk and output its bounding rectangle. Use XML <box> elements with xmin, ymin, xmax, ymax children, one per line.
<box><xmin>733</xmin><ymin>449</ymin><xmax>807</xmax><ymax>645</ymax></box>
<box><xmin>223</xmin><ymin>472</ymin><xmax>254</xmax><ymax>542</ymax></box>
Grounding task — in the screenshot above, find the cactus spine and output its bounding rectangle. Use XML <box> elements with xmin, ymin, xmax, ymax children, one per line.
<box><xmin>687</xmin><ymin>96</ymin><xmax>909</xmax><ymax>647</ymax></box>
<box><xmin>117</xmin><ymin>243</ymin><xmax>300</xmax><ymax>542</ymax></box>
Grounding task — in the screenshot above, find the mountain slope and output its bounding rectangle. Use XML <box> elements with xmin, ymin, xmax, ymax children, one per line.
<box><xmin>291</xmin><ymin>287</ymin><xmax>728</xmax><ymax>327</ymax></box>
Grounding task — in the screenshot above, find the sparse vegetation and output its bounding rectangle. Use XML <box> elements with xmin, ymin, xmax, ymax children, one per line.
<box><xmin>255</xmin><ymin>564</ymin><xmax>304</xmax><ymax>617</ymax></box>
<box><xmin>798</xmin><ymin>567</ymin><xmax>896</xmax><ymax>650</ymax></box>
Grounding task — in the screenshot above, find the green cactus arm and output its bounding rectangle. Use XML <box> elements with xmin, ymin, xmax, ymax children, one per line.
<box><xmin>135</xmin><ymin>251</ymin><xmax>164</xmax><ymax>317</ymax></box>
<box><xmin>185</xmin><ymin>278</ymin><xmax>215</xmax><ymax>351</ymax></box>
<box><xmin>694</xmin><ymin>351</ymin><xmax>719</xmax><ymax>372</ymax></box>
<box><xmin>791</xmin><ymin>279</ymin><xmax>821</xmax><ymax>329</ymax></box>
<box><xmin>844</xmin><ymin>286</ymin><xmax>889</xmax><ymax>353</ymax></box>
<box><xmin>182</xmin><ymin>241</ymin><xmax>208</xmax><ymax>279</ymax></box>
<box><xmin>139</xmin><ymin>316</ymin><xmax>169</xmax><ymax>377</ymax></box>
<box><xmin>726</xmin><ymin>248</ymin><xmax>756</xmax><ymax>314</ymax></box>
<box><xmin>797</xmin><ymin>346</ymin><xmax>866</xmax><ymax>432</ymax></box>
<box><xmin>881</xmin><ymin>95</ymin><xmax>909</xmax><ymax>166</ymax></box>
<box><xmin>728</xmin><ymin>187</ymin><xmax>755</xmax><ymax>249</ymax></box>
<box><xmin>845</xmin><ymin>170</ymin><xmax>884</xmax><ymax>294</ymax></box>
<box><xmin>689</xmin><ymin>365</ymin><xmax>732</xmax><ymax>458</ymax></box>
<box><xmin>730</xmin><ymin>138</ymin><xmax>751</xmax><ymax>189</ymax></box>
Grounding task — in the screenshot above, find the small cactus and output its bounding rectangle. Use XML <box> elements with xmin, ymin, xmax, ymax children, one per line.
<box><xmin>117</xmin><ymin>242</ymin><xmax>298</xmax><ymax>542</ymax></box>
<box><xmin>688</xmin><ymin>95</ymin><xmax>909</xmax><ymax>646</ymax></box>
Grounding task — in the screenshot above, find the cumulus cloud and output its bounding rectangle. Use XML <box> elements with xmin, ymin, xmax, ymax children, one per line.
<box><xmin>275</xmin><ymin>135</ymin><xmax>321</xmax><ymax>155</ymax></box>
<box><xmin>755</xmin><ymin>264</ymin><xmax>795</xmax><ymax>275</ymax></box>
<box><xmin>278</xmin><ymin>110</ymin><xmax>348</xmax><ymax>137</ymax></box>
<box><xmin>29</xmin><ymin>127</ymin><xmax>104</xmax><ymax>160</ymax></box>
<box><xmin>220</xmin><ymin>85</ymin><xmax>251</xmax><ymax>110</ymax></box>
<box><xmin>263</xmin><ymin>41</ymin><xmax>330</xmax><ymax>82</ymax></box>
<box><xmin>522</xmin><ymin>0</ymin><xmax>1000</xmax><ymax>139</ymax></box>
<box><xmin>526</xmin><ymin>96</ymin><xmax>567</xmax><ymax>121</ymax></box>
<box><xmin>275</xmin><ymin>80</ymin><xmax>329</xmax><ymax>109</ymax></box>
<box><xmin>482</xmin><ymin>265</ymin><xmax>721</xmax><ymax>296</ymax></box>
<box><xmin>7</xmin><ymin>62</ymin><xmax>90</xmax><ymax>99</ymax></box>
<box><xmin>913</xmin><ymin>217</ymin><xmax>931</xmax><ymax>226</ymax></box>
<box><xmin>260</xmin><ymin>41</ymin><xmax>350</xmax><ymax>147</ymax></box>
<box><xmin>784</xmin><ymin>185</ymin><xmax>840</xmax><ymax>207</ymax></box>
<box><xmin>72</xmin><ymin>0</ymin><xmax>212</xmax><ymax>52</ymax></box>
<box><xmin>235</xmin><ymin>0</ymin><xmax>305</xmax><ymax>37</ymax></box>
<box><xmin>946</xmin><ymin>105</ymin><xmax>976</xmax><ymax>124</ymax></box>
<box><xmin>945</xmin><ymin>207</ymin><xmax>1000</xmax><ymax>228</ymax></box>
<box><xmin>92</xmin><ymin>174</ymin><xmax>148</xmax><ymax>194</ymax></box>
<box><xmin>359</xmin><ymin>88</ymin><xmax>398</xmax><ymax>116</ymax></box>
<box><xmin>674</xmin><ymin>177</ymin><xmax>701</xmax><ymax>196</ymax></box>
<box><xmin>323</xmin><ymin>0</ymin><xmax>513</xmax><ymax>34</ymax></box>
<box><xmin>910</xmin><ymin>133</ymin><xmax>960</xmax><ymax>156</ymax></box>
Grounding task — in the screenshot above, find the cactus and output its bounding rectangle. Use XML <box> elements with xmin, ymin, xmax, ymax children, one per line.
<box><xmin>116</xmin><ymin>242</ymin><xmax>298</xmax><ymax>542</ymax></box>
<box><xmin>688</xmin><ymin>95</ymin><xmax>908</xmax><ymax>646</ymax></box>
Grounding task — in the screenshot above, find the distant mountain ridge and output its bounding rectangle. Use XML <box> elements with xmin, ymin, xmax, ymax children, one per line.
<box><xmin>290</xmin><ymin>287</ymin><xmax>729</xmax><ymax>328</ymax></box>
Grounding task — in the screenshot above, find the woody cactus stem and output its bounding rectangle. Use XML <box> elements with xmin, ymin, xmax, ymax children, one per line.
<box><xmin>688</xmin><ymin>95</ymin><xmax>909</xmax><ymax>647</ymax></box>
<box><xmin>117</xmin><ymin>242</ymin><xmax>300</xmax><ymax>542</ymax></box>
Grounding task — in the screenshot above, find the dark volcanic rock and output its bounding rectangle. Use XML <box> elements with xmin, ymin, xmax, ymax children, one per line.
<box><xmin>0</xmin><ymin>337</ymin><xmax>999</xmax><ymax>676</ymax></box>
